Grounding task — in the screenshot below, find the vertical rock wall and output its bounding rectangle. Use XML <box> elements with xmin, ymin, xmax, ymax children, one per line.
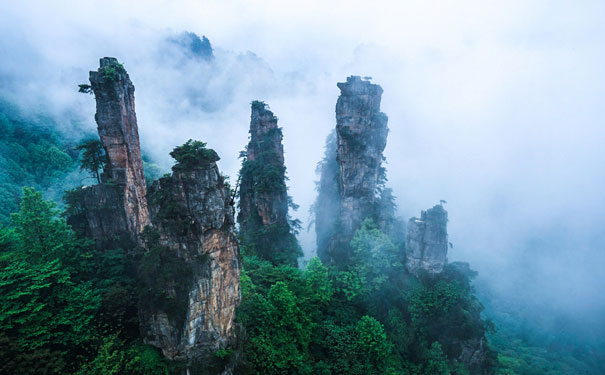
<box><xmin>89</xmin><ymin>57</ymin><xmax>149</xmax><ymax>236</ymax></box>
<box><xmin>76</xmin><ymin>57</ymin><xmax>149</xmax><ymax>247</ymax></box>
<box><xmin>143</xmin><ymin>156</ymin><xmax>241</xmax><ymax>374</ymax></box>
<box><xmin>237</xmin><ymin>101</ymin><xmax>300</xmax><ymax>266</ymax></box>
<box><xmin>238</xmin><ymin>101</ymin><xmax>288</xmax><ymax>227</ymax></box>
<box><xmin>317</xmin><ymin>76</ymin><xmax>389</xmax><ymax>264</ymax></box>
<box><xmin>405</xmin><ymin>204</ymin><xmax>449</xmax><ymax>274</ymax></box>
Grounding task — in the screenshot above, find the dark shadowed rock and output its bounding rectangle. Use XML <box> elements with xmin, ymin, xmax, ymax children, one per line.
<box><xmin>237</xmin><ymin>101</ymin><xmax>300</xmax><ymax>266</ymax></box>
<box><xmin>238</xmin><ymin>101</ymin><xmax>286</xmax><ymax>227</ymax></box>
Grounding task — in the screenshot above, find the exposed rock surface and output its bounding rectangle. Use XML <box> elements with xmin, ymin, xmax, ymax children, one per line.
<box><xmin>237</xmin><ymin>101</ymin><xmax>300</xmax><ymax>266</ymax></box>
<box><xmin>238</xmin><ymin>101</ymin><xmax>287</xmax><ymax>227</ymax></box>
<box><xmin>75</xmin><ymin>57</ymin><xmax>149</xmax><ymax>246</ymax></box>
<box><xmin>71</xmin><ymin>58</ymin><xmax>241</xmax><ymax>374</ymax></box>
<box><xmin>316</xmin><ymin>76</ymin><xmax>389</xmax><ymax>264</ymax></box>
<box><xmin>405</xmin><ymin>204</ymin><xmax>449</xmax><ymax>274</ymax></box>
<box><xmin>457</xmin><ymin>337</ymin><xmax>492</xmax><ymax>375</ymax></box>
<box><xmin>142</xmin><ymin>154</ymin><xmax>241</xmax><ymax>374</ymax></box>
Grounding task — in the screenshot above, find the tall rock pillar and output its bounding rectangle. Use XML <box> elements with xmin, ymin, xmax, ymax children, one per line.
<box><xmin>142</xmin><ymin>141</ymin><xmax>242</xmax><ymax>374</ymax></box>
<box><xmin>89</xmin><ymin>57</ymin><xmax>149</xmax><ymax>236</ymax></box>
<box><xmin>317</xmin><ymin>76</ymin><xmax>389</xmax><ymax>264</ymax></box>
<box><xmin>73</xmin><ymin>57</ymin><xmax>149</xmax><ymax>247</ymax></box>
<box><xmin>237</xmin><ymin>101</ymin><xmax>300</xmax><ymax>266</ymax></box>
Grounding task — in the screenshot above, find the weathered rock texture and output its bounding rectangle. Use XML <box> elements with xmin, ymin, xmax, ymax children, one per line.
<box><xmin>71</xmin><ymin>58</ymin><xmax>241</xmax><ymax>374</ymax></box>
<box><xmin>142</xmin><ymin>156</ymin><xmax>241</xmax><ymax>373</ymax></box>
<box><xmin>238</xmin><ymin>101</ymin><xmax>287</xmax><ymax>227</ymax></box>
<box><xmin>405</xmin><ymin>204</ymin><xmax>449</xmax><ymax>274</ymax></box>
<box><xmin>316</xmin><ymin>76</ymin><xmax>389</xmax><ymax>264</ymax></box>
<box><xmin>74</xmin><ymin>57</ymin><xmax>149</xmax><ymax>246</ymax></box>
<box><xmin>237</xmin><ymin>101</ymin><xmax>300</xmax><ymax>266</ymax></box>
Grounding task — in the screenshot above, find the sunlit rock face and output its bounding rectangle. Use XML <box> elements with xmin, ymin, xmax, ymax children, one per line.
<box><xmin>405</xmin><ymin>204</ymin><xmax>449</xmax><ymax>274</ymax></box>
<box><xmin>142</xmin><ymin>161</ymin><xmax>242</xmax><ymax>373</ymax></box>
<box><xmin>73</xmin><ymin>58</ymin><xmax>241</xmax><ymax>374</ymax></box>
<box><xmin>317</xmin><ymin>76</ymin><xmax>389</xmax><ymax>264</ymax></box>
<box><xmin>75</xmin><ymin>57</ymin><xmax>149</xmax><ymax>247</ymax></box>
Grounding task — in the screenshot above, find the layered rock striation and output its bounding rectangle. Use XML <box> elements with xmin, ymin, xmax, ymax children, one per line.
<box><xmin>405</xmin><ymin>204</ymin><xmax>449</xmax><ymax>274</ymax></box>
<box><xmin>237</xmin><ymin>101</ymin><xmax>300</xmax><ymax>266</ymax></box>
<box><xmin>70</xmin><ymin>58</ymin><xmax>242</xmax><ymax>374</ymax></box>
<box><xmin>141</xmin><ymin>143</ymin><xmax>241</xmax><ymax>372</ymax></box>
<box><xmin>74</xmin><ymin>57</ymin><xmax>149</xmax><ymax>247</ymax></box>
<box><xmin>316</xmin><ymin>76</ymin><xmax>389</xmax><ymax>264</ymax></box>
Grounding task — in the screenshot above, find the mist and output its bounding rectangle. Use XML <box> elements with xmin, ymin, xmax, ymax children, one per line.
<box><xmin>1</xmin><ymin>0</ymin><xmax>604</xmax><ymax>345</ymax></box>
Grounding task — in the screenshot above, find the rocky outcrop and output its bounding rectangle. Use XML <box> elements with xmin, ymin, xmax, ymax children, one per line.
<box><xmin>75</xmin><ymin>57</ymin><xmax>149</xmax><ymax>247</ymax></box>
<box><xmin>405</xmin><ymin>204</ymin><xmax>448</xmax><ymax>274</ymax></box>
<box><xmin>72</xmin><ymin>58</ymin><xmax>241</xmax><ymax>374</ymax></box>
<box><xmin>457</xmin><ymin>337</ymin><xmax>492</xmax><ymax>375</ymax></box>
<box><xmin>238</xmin><ymin>101</ymin><xmax>287</xmax><ymax>227</ymax></box>
<box><xmin>141</xmin><ymin>146</ymin><xmax>241</xmax><ymax>374</ymax></box>
<box><xmin>316</xmin><ymin>76</ymin><xmax>389</xmax><ymax>264</ymax></box>
<box><xmin>237</xmin><ymin>101</ymin><xmax>300</xmax><ymax>266</ymax></box>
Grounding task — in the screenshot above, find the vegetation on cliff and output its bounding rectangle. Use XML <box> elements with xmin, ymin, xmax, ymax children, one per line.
<box><xmin>238</xmin><ymin>100</ymin><xmax>302</xmax><ymax>266</ymax></box>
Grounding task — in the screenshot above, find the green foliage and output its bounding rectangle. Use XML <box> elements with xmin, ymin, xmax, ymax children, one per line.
<box><xmin>77</xmin><ymin>335</ymin><xmax>170</xmax><ymax>375</ymax></box>
<box><xmin>100</xmin><ymin>60</ymin><xmax>126</xmax><ymax>82</ymax></box>
<box><xmin>240</xmin><ymin>149</ymin><xmax>287</xmax><ymax>194</ymax></box>
<box><xmin>78</xmin><ymin>84</ymin><xmax>93</xmax><ymax>94</ymax></box>
<box><xmin>169</xmin><ymin>139</ymin><xmax>219</xmax><ymax>171</ymax></box>
<box><xmin>143</xmin><ymin>158</ymin><xmax>165</xmax><ymax>187</ymax></box>
<box><xmin>76</xmin><ymin>139</ymin><xmax>107</xmax><ymax>184</ymax></box>
<box><xmin>138</xmin><ymin>226</ymin><xmax>195</xmax><ymax>329</ymax></box>
<box><xmin>0</xmin><ymin>188</ymin><xmax>100</xmax><ymax>374</ymax></box>
<box><xmin>147</xmin><ymin>177</ymin><xmax>190</xmax><ymax>234</ymax></box>
<box><xmin>0</xmin><ymin>103</ymin><xmax>79</xmax><ymax>223</ymax></box>
<box><xmin>215</xmin><ymin>348</ymin><xmax>234</xmax><ymax>360</ymax></box>
<box><xmin>350</xmin><ymin>218</ymin><xmax>403</xmax><ymax>293</ymax></box>
<box><xmin>239</xmin><ymin>213</ymin><xmax>302</xmax><ymax>266</ymax></box>
<box><xmin>237</xmin><ymin>219</ymin><xmax>496</xmax><ymax>374</ymax></box>
<box><xmin>424</xmin><ymin>342</ymin><xmax>451</xmax><ymax>375</ymax></box>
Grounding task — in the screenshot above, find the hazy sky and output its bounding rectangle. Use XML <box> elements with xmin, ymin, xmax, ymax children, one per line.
<box><xmin>1</xmin><ymin>0</ymin><xmax>604</xmax><ymax>336</ymax></box>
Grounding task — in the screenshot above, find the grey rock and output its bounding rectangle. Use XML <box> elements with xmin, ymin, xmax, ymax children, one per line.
<box><xmin>405</xmin><ymin>204</ymin><xmax>448</xmax><ymax>274</ymax></box>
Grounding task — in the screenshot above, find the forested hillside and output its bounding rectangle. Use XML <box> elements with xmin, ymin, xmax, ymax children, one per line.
<box><xmin>0</xmin><ymin>101</ymin><xmax>82</xmax><ymax>223</ymax></box>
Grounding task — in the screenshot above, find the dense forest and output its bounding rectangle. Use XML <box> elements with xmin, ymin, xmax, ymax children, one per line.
<box><xmin>0</xmin><ymin>60</ymin><xmax>603</xmax><ymax>375</ymax></box>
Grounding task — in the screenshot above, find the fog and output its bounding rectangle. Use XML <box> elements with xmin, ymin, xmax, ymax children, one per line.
<box><xmin>1</xmin><ymin>0</ymin><xmax>604</xmax><ymax>344</ymax></box>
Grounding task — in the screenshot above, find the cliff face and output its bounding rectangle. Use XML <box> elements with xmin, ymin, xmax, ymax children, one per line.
<box><xmin>238</xmin><ymin>101</ymin><xmax>287</xmax><ymax>227</ymax></box>
<box><xmin>237</xmin><ymin>101</ymin><xmax>300</xmax><ymax>266</ymax></box>
<box><xmin>76</xmin><ymin>57</ymin><xmax>149</xmax><ymax>246</ymax></box>
<box><xmin>405</xmin><ymin>204</ymin><xmax>449</xmax><ymax>274</ymax></box>
<box><xmin>141</xmin><ymin>148</ymin><xmax>241</xmax><ymax>373</ymax></box>
<box><xmin>316</xmin><ymin>76</ymin><xmax>389</xmax><ymax>264</ymax></box>
<box><xmin>71</xmin><ymin>58</ymin><xmax>241</xmax><ymax>373</ymax></box>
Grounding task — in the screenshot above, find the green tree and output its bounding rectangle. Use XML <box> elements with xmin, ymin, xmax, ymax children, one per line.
<box><xmin>424</xmin><ymin>342</ymin><xmax>450</xmax><ymax>375</ymax></box>
<box><xmin>355</xmin><ymin>315</ymin><xmax>394</xmax><ymax>374</ymax></box>
<box><xmin>76</xmin><ymin>139</ymin><xmax>107</xmax><ymax>184</ymax></box>
<box><xmin>169</xmin><ymin>139</ymin><xmax>219</xmax><ymax>171</ymax></box>
<box><xmin>0</xmin><ymin>189</ymin><xmax>100</xmax><ymax>374</ymax></box>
